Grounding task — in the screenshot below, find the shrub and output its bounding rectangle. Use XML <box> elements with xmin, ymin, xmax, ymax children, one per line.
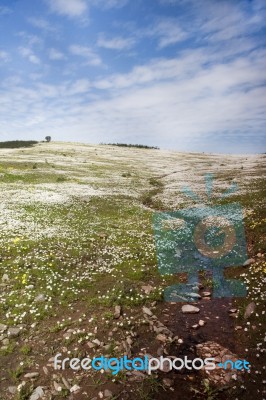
<box><xmin>0</xmin><ymin>141</ymin><xmax>38</xmax><ymax>149</ymax></box>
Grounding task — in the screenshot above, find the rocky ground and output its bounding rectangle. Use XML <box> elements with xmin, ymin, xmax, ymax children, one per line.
<box><xmin>0</xmin><ymin>142</ymin><xmax>265</xmax><ymax>400</ymax></box>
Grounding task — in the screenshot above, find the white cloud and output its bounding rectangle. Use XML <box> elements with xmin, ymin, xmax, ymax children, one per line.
<box><xmin>28</xmin><ymin>17</ymin><xmax>56</xmax><ymax>32</ymax></box>
<box><xmin>45</xmin><ymin>0</ymin><xmax>128</xmax><ymax>18</ymax></box>
<box><xmin>69</xmin><ymin>79</ymin><xmax>91</xmax><ymax>94</ymax></box>
<box><xmin>155</xmin><ymin>20</ymin><xmax>188</xmax><ymax>48</ymax></box>
<box><xmin>17</xmin><ymin>31</ymin><xmax>42</xmax><ymax>47</ymax></box>
<box><xmin>19</xmin><ymin>47</ymin><xmax>40</xmax><ymax>64</ymax></box>
<box><xmin>69</xmin><ymin>44</ymin><xmax>102</xmax><ymax>66</ymax></box>
<box><xmin>92</xmin><ymin>0</ymin><xmax>128</xmax><ymax>9</ymax></box>
<box><xmin>47</xmin><ymin>0</ymin><xmax>87</xmax><ymax>17</ymax></box>
<box><xmin>142</xmin><ymin>18</ymin><xmax>188</xmax><ymax>48</ymax></box>
<box><xmin>97</xmin><ymin>34</ymin><xmax>135</xmax><ymax>50</ymax></box>
<box><xmin>0</xmin><ymin>6</ymin><xmax>12</xmax><ymax>15</ymax></box>
<box><xmin>0</xmin><ymin>50</ymin><xmax>9</xmax><ymax>62</ymax></box>
<box><xmin>49</xmin><ymin>48</ymin><xmax>65</xmax><ymax>60</ymax></box>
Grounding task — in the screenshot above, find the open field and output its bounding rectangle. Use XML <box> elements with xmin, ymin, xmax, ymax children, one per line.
<box><xmin>0</xmin><ymin>142</ymin><xmax>265</xmax><ymax>400</ymax></box>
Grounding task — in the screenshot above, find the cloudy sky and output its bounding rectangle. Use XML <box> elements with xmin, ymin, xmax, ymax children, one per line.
<box><xmin>0</xmin><ymin>0</ymin><xmax>265</xmax><ymax>153</ymax></box>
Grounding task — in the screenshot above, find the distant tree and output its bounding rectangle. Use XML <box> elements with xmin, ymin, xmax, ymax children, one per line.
<box><xmin>45</xmin><ymin>136</ymin><xmax>51</xmax><ymax>142</ymax></box>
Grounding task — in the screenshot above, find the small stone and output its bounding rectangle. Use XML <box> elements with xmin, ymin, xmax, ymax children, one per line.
<box><xmin>53</xmin><ymin>382</ymin><xmax>62</xmax><ymax>392</ymax></box>
<box><xmin>104</xmin><ymin>389</ymin><xmax>113</xmax><ymax>398</ymax></box>
<box><xmin>24</xmin><ymin>372</ymin><xmax>39</xmax><ymax>379</ymax></box>
<box><xmin>114</xmin><ymin>305</ymin><xmax>121</xmax><ymax>319</ymax></box>
<box><xmin>62</xmin><ymin>377</ymin><xmax>70</xmax><ymax>389</ymax></box>
<box><xmin>244</xmin><ymin>302</ymin><xmax>256</xmax><ymax>319</ymax></box>
<box><xmin>2</xmin><ymin>338</ymin><xmax>9</xmax><ymax>345</ymax></box>
<box><xmin>70</xmin><ymin>384</ymin><xmax>80</xmax><ymax>393</ymax></box>
<box><xmin>87</xmin><ymin>341</ymin><xmax>96</xmax><ymax>348</ymax></box>
<box><xmin>8</xmin><ymin>327</ymin><xmax>21</xmax><ymax>338</ymax></box>
<box><xmin>34</xmin><ymin>294</ymin><xmax>46</xmax><ymax>303</ymax></box>
<box><xmin>181</xmin><ymin>305</ymin><xmax>200</xmax><ymax>314</ymax></box>
<box><xmin>141</xmin><ymin>285</ymin><xmax>153</xmax><ymax>294</ymax></box>
<box><xmin>126</xmin><ymin>337</ymin><xmax>133</xmax><ymax>346</ymax></box>
<box><xmin>202</xmin><ymin>292</ymin><xmax>211</xmax><ymax>297</ymax></box>
<box><xmin>235</xmin><ymin>326</ymin><xmax>242</xmax><ymax>330</ymax></box>
<box><xmin>243</xmin><ymin>258</ymin><xmax>255</xmax><ymax>266</ymax></box>
<box><xmin>8</xmin><ymin>386</ymin><xmax>17</xmax><ymax>394</ymax></box>
<box><xmin>29</xmin><ymin>387</ymin><xmax>44</xmax><ymax>400</ymax></box>
<box><xmin>142</xmin><ymin>307</ymin><xmax>153</xmax><ymax>316</ymax></box>
<box><xmin>186</xmin><ymin>292</ymin><xmax>201</xmax><ymax>299</ymax></box>
<box><xmin>229</xmin><ymin>308</ymin><xmax>238</xmax><ymax>313</ymax></box>
<box><xmin>2</xmin><ymin>274</ymin><xmax>9</xmax><ymax>282</ymax></box>
<box><xmin>198</xmin><ymin>320</ymin><xmax>205</xmax><ymax>326</ymax></box>
<box><xmin>0</xmin><ymin>323</ymin><xmax>7</xmax><ymax>333</ymax></box>
<box><xmin>92</xmin><ymin>338</ymin><xmax>101</xmax><ymax>346</ymax></box>
<box><xmin>156</xmin><ymin>334</ymin><xmax>167</xmax><ymax>342</ymax></box>
<box><xmin>192</xmin><ymin>324</ymin><xmax>199</xmax><ymax>329</ymax></box>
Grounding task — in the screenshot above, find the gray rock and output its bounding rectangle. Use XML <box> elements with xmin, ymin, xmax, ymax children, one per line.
<box><xmin>244</xmin><ymin>302</ymin><xmax>256</xmax><ymax>319</ymax></box>
<box><xmin>70</xmin><ymin>384</ymin><xmax>80</xmax><ymax>393</ymax></box>
<box><xmin>181</xmin><ymin>305</ymin><xmax>200</xmax><ymax>314</ymax></box>
<box><xmin>87</xmin><ymin>341</ymin><xmax>96</xmax><ymax>348</ymax></box>
<box><xmin>2</xmin><ymin>274</ymin><xmax>9</xmax><ymax>282</ymax></box>
<box><xmin>126</xmin><ymin>337</ymin><xmax>133</xmax><ymax>346</ymax></box>
<box><xmin>186</xmin><ymin>292</ymin><xmax>201</xmax><ymax>299</ymax></box>
<box><xmin>8</xmin><ymin>386</ymin><xmax>17</xmax><ymax>394</ymax></box>
<box><xmin>243</xmin><ymin>258</ymin><xmax>255</xmax><ymax>266</ymax></box>
<box><xmin>141</xmin><ymin>285</ymin><xmax>153</xmax><ymax>294</ymax></box>
<box><xmin>24</xmin><ymin>372</ymin><xmax>39</xmax><ymax>379</ymax></box>
<box><xmin>0</xmin><ymin>323</ymin><xmax>7</xmax><ymax>333</ymax></box>
<box><xmin>53</xmin><ymin>381</ymin><xmax>62</xmax><ymax>391</ymax></box>
<box><xmin>92</xmin><ymin>338</ymin><xmax>101</xmax><ymax>346</ymax></box>
<box><xmin>170</xmin><ymin>294</ymin><xmax>187</xmax><ymax>301</ymax></box>
<box><xmin>34</xmin><ymin>294</ymin><xmax>46</xmax><ymax>303</ymax></box>
<box><xmin>29</xmin><ymin>387</ymin><xmax>44</xmax><ymax>400</ymax></box>
<box><xmin>8</xmin><ymin>327</ymin><xmax>21</xmax><ymax>338</ymax></box>
<box><xmin>156</xmin><ymin>334</ymin><xmax>167</xmax><ymax>342</ymax></box>
<box><xmin>114</xmin><ymin>305</ymin><xmax>121</xmax><ymax>319</ymax></box>
<box><xmin>142</xmin><ymin>307</ymin><xmax>153</xmax><ymax>316</ymax></box>
<box><xmin>62</xmin><ymin>377</ymin><xmax>70</xmax><ymax>389</ymax></box>
<box><xmin>104</xmin><ymin>389</ymin><xmax>113</xmax><ymax>398</ymax></box>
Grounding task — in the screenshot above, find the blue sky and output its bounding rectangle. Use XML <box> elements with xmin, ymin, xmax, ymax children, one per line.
<box><xmin>0</xmin><ymin>0</ymin><xmax>265</xmax><ymax>153</ymax></box>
